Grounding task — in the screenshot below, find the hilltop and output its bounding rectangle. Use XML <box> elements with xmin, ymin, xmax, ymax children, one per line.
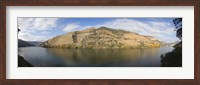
<box><xmin>40</xmin><ymin>27</ymin><xmax>162</xmax><ymax>49</ymax></box>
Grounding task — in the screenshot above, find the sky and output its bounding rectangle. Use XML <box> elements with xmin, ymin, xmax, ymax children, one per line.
<box><xmin>18</xmin><ymin>18</ymin><xmax>180</xmax><ymax>43</ymax></box>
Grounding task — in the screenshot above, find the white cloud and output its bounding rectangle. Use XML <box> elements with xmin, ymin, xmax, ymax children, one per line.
<box><xmin>18</xmin><ymin>18</ymin><xmax>59</xmax><ymax>41</ymax></box>
<box><xmin>40</xmin><ymin>31</ymin><xmax>51</xmax><ymax>34</ymax></box>
<box><xmin>62</xmin><ymin>23</ymin><xmax>80</xmax><ymax>32</ymax></box>
<box><xmin>96</xmin><ymin>19</ymin><xmax>148</xmax><ymax>34</ymax></box>
<box><xmin>150</xmin><ymin>21</ymin><xmax>170</xmax><ymax>28</ymax></box>
<box><xmin>18</xmin><ymin>32</ymin><xmax>50</xmax><ymax>41</ymax></box>
<box><xmin>18</xmin><ymin>18</ymin><xmax>59</xmax><ymax>31</ymax></box>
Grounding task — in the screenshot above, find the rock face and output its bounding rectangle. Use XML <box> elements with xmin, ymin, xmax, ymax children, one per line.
<box><xmin>40</xmin><ymin>27</ymin><xmax>162</xmax><ymax>49</ymax></box>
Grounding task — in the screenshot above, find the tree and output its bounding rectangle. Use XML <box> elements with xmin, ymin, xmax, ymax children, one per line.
<box><xmin>18</xmin><ymin>25</ymin><xmax>21</xmax><ymax>34</ymax></box>
<box><xmin>72</xmin><ymin>31</ymin><xmax>78</xmax><ymax>43</ymax></box>
<box><xmin>18</xmin><ymin>29</ymin><xmax>20</xmax><ymax>32</ymax></box>
<box><xmin>173</xmin><ymin>18</ymin><xmax>182</xmax><ymax>40</ymax></box>
<box><xmin>160</xmin><ymin>18</ymin><xmax>183</xmax><ymax>67</ymax></box>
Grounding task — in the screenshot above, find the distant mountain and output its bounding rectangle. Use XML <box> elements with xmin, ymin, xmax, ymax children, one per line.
<box><xmin>165</xmin><ymin>41</ymin><xmax>180</xmax><ymax>47</ymax></box>
<box><xmin>18</xmin><ymin>39</ymin><xmax>35</xmax><ymax>47</ymax></box>
<box><xmin>40</xmin><ymin>27</ymin><xmax>163</xmax><ymax>49</ymax></box>
<box><xmin>28</xmin><ymin>41</ymin><xmax>43</xmax><ymax>46</ymax></box>
<box><xmin>173</xmin><ymin>41</ymin><xmax>182</xmax><ymax>47</ymax></box>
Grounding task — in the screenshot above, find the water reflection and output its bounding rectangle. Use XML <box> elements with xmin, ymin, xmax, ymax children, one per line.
<box><xmin>19</xmin><ymin>47</ymin><xmax>174</xmax><ymax>67</ymax></box>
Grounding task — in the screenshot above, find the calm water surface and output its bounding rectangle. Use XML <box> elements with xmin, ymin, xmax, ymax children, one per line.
<box><xmin>19</xmin><ymin>47</ymin><xmax>174</xmax><ymax>67</ymax></box>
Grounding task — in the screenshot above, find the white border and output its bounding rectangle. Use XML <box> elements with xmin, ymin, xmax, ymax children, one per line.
<box><xmin>6</xmin><ymin>6</ymin><xmax>194</xmax><ymax>79</ymax></box>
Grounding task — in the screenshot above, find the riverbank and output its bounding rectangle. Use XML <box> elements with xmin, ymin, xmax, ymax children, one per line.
<box><xmin>18</xmin><ymin>55</ymin><xmax>33</xmax><ymax>67</ymax></box>
<box><xmin>161</xmin><ymin>42</ymin><xmax>182</xmax><ymax>67</ymax></box>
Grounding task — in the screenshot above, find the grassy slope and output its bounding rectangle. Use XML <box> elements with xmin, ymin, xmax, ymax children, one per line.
<box><xmin>40</xmin><ymin>27</ymin><xmax>162</xmax><ymax>49</ymax></box>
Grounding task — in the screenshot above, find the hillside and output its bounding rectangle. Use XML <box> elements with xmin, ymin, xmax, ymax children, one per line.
<box><xmin>28</xmin><ymin>41</ymin><xmax>43</xmax><ymax>46</ymax></box>
<box><xmin>164</xmin><ymin>41</ymin><xmax>180</xmax><ymax>47</ymax></box>
<box><xmin>40</xmin><ymin>27</ymin><xmax>162</xmax><ymax>49</ymax></box>
<box><xmin>18</xmin><ymin>39</ymin><xmax>35</xmax><ymax>47</ymax></box>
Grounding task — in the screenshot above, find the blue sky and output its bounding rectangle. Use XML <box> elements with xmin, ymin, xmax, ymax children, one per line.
<box><xmin>18</xmin><ymin>18</ymin><xmax>179</xmax><ymax>43</ymax></box>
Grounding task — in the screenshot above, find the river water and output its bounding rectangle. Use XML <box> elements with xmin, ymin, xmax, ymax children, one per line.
<box><xmin>18</xmin><ymin>46</ymin><xmax>174</xmax><ymax>67</ymax></box>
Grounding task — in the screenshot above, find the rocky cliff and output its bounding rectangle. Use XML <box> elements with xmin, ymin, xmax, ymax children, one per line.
<box><xmin>40</xmin><ymin>27</ymin><xmax>162</xmax><ymax>49</ymax></box>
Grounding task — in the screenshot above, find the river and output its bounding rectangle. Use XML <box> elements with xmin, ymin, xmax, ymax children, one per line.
<box><xmin>18</xmin><ymin>46</ymin><xmax>174</xmax><ymax>67</ymax></box>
